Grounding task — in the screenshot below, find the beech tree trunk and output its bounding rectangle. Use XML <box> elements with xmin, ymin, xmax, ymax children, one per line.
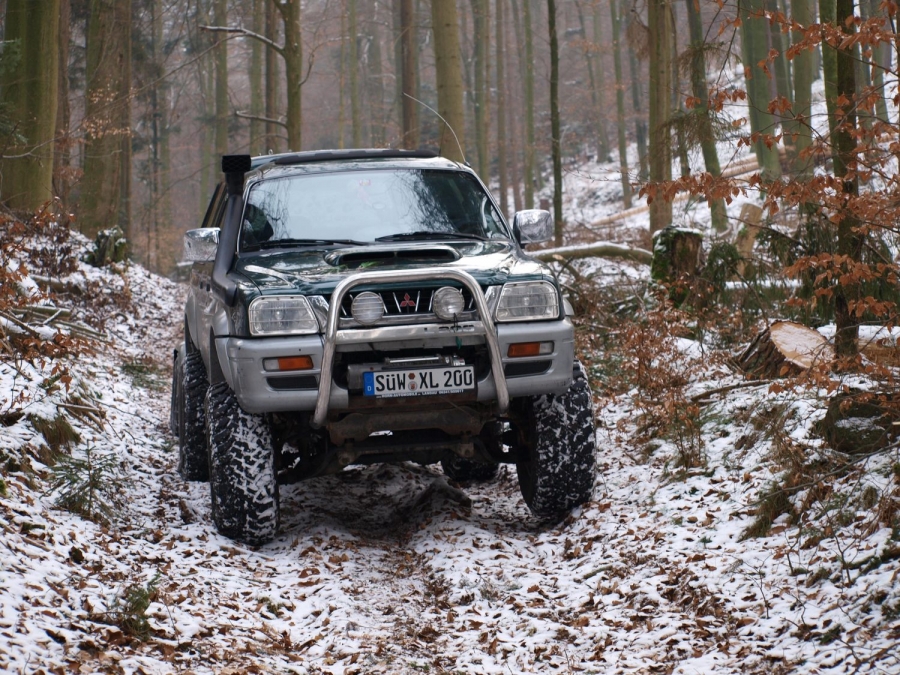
<box><xmin>399</xmin><ymin>0</ymin><xmax>419</xmax><ymax>148</ymax></box>
<box><xmin>832</xmin><ymin>0</ymin><xmax>862</xmax><ymax>357</ymax></box>
<box><xmin>214</xmin><ymin>0</ymin><xmax>228</xmax><ymax>157</ymax></box>
<box><xmin>431</xmin><ymin>0</ymin><xmax>466</xmax><ymax>163</ymax></box>
<box><xmin>265</xmin><ymin>0</ymin><xmax>279</xmax><ymax>152</ymax></box>
<box><xmin>81</xmin><ymin>0</ymin><xmax>131</xmax><ymax>238</ymax></box>
<box><xmin>685</xmin><ymin>0</ymin><xmax>727</xmax><ymax>232</ymax></box>
<box><xmin>648</xmin><ymin>0</ymin><xmax>673</xmax><ymax>233</ymax></box>
<box><xmin>470</xmin><ymin>0</ymin><xmax>490</xmax><ymax>179</ymax></box>
<box><xmin>496</xmin><ymin>0</ymin><xmax>508</xmax><ymax>215</ymax></box>
<box><xmin>610</xmin><ymin>0</ymin><xmax>632</xmax><ymax>208</ymax></box>
<box><xmin>522</xmin><ymin>0</ymin><xmax>536</xmax><ymax>207</ymax></box>
<box><xmin>740</xmin><ymin>0</ymin><xmax>782</xmax><ymax>180</ymax></box>
<box><xmin>548</xmin><ymin>0</ymin><xmax>563</xmax><ymax>246</ymax></box>
<box><xmin>349</xmin><ymin>0</ymin><xmax>361</xmax><ymax>147</ymax></box>
<box><xmin>0</xmin><ymin>0</ymin><xmax>60</xmax><ymax>212</ymax></box>
<box><xmin>791</xmin><ymin>0</ymin><xmax>814</xmax><ymax>179</ymax></box>
<box><xmin>250</xmin><ymin>0</ymin><xmax>265</xmax><ymax>154</ymax></box>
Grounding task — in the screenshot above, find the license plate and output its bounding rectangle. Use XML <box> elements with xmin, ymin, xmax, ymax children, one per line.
<box><xmin>363</xmin><ymin>366</ymin><xmax>475</xmax><ymax>398</ymax></box>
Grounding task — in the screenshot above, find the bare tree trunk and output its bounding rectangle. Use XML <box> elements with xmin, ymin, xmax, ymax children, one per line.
<box><xmin>214</xmin><ymin>0</ymin><xmax>228</xmax><ymax>157</ymax></box>
<box><xmin>648</xmin><ymin>0</ymin><xmax>673</xmax><ymax>233</ymax></box>
<box><xmin>399</xmin><ymin>0</ymin><xmax>419</xmax><ymax>148</ymax></box>
<box><xmin>496</xmin><ymin>0</ymin><xmax>508</xmax><ymax>215</ymax></box>
<box><xmin>522</xmin><ymin>0</ymin><xmax>536</xmax><ymax>207</ymax></box>
<box><xmin>54</xmin><ymin>0</ymin><xmax>72</xmax><ymax>209</ymax></box>
<box><xmin>740</xmin><ymin>0</ymin><xmax>782</xmax><ymax>179</ymax></box>
<box><xmin>791</xmin><ymin>0</ymin><xmax>814</xmax><ymax>179</ymax></box>
<box><xmin>819</xmin><ymin>0</ymin><xmax>838</xmax><ymax>140</ymax></box>
<box><xmin>431</xmin><ymin>0</ymin><xmax>466</xmax><ymax>163</ymax></box>
<box><xmin>0</xmin><ymin>0</ymin><xmax>60</xmax><ymax>212</ymax></box>
<box><xmin>628</xmin><ymin>39</ymin><xmax>649</xmax><ymax>180</ymax></box>
<box><xmin>265</xmin><ymin>0</ymin><xmax>279</xmax><ymax>152</ymax></box>
<box><xmin>349</xmin><ymin>0</ymin><xmax>361</xmax><ymax>147</ymax></box>
<box><xmin>275</xmin><ymin>0</ymin><xmax>303</xmax><ymax>151</ymax></box>
<box><xmin>81</xmin><ymin>0</ymin><xmax>130</xmax><ymax>237</ymax></box>
<box><xmin>684</xmin><ymin>0</ymin><xmax>726</xmax><ymax>231</ymax></box>
<box><xmin>339</xmin><ymin>1</ymin><xmax>347</xmax><ymax>148</ymax></box>
<box><xmin>832</xmin><ymin>0</ymin><xmax>862</xmax><ymax>357</ymax></box>
<box><xmin>369</xmin><ymin>17</ymin><xmax>386</xmax><ymax>147</ymax></box>
<box><xmin>470</xmin><ymin>0</ymin><xmax>489</xmax><ymax>179</ymax></box>
<box><xmin>548</xmin><ymin>0</ymin><xmax>563</xmax><ymax>245</ymax></box>
<box><xmin>250</xmin><ymin>0</ymin><xmax>264</xmax><ymax>154</ymax></box>
<box><xmin>609</xmin><ymin>0</ymin><xmax>632</xmax><ymax>208</ymax></box>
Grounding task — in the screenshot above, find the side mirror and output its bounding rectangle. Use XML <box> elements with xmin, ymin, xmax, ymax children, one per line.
<box><xmin>183</xmin><ymin>228</ymin><xmax>220</xmax><ymax>263</ymax></box>
<box><xmin>512</xmin><ymin>209</ymin><xmax>552</xmax><ymax>245</ymax></box>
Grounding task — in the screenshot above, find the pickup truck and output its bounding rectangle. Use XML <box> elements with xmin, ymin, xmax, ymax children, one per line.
<box><xmin>171</xmin><ymin>149</ymin><xmax>595</xmax><ymax>545</ymax></box>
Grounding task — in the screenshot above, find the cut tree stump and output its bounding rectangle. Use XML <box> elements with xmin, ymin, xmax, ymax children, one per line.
<box><xmin>737</xmin><ymin>321</ymin><xmax>835</xmax><ymax>378</ymax></box>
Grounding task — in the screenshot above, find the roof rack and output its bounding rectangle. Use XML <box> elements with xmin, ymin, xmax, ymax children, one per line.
<box><xmin>250</xmin><ymin>148</ymin><xmax>440</xmax><ymax>169</ymax></box>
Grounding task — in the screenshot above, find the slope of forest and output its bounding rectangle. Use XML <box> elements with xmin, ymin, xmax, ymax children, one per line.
<box><xmin>2</xmin><ymin>151</ymin><xmax>899</xmax><ymax>674</ymax></box>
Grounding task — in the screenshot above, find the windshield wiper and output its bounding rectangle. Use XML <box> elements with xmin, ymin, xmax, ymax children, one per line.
<box><xmin>375</xmin><ymin>231</ymin><xmax>487</xmax><ymax>242</ymax></box>
<box><xmin>244</xmin><ymin>238</ymin><xmax>364</xmax><ymax>251</ymax></box>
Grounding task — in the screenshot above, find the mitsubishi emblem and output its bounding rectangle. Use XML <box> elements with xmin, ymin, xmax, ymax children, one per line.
<box><xmin>399</xmin><ymin>293</ymin><xmax>415</xmax><ymax>309</ymax></box>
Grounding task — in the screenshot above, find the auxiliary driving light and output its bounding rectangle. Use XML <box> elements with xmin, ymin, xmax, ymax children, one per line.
<box><xmin>433</xmin><ymin>286</ymin><xmax>465</xmax><ymax>320</ymax></box>
<box><xmin>351</xmin><ymin>291</ymin><xmax>385</xmax><ymax>325</ymax></box>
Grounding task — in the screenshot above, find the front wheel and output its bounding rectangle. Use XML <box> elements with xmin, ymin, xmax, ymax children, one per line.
<box><xmin>515</xmin><ymin>360</ymin><xmax>596</xmax><ymax>518</ymax></box>
<box><xmin>206</xmin><ymin>381</ymin><xmax>279</xmax><ymax>546</ymax></box>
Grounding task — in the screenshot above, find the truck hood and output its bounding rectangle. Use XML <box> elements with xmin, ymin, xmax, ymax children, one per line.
<box><xmin>234</xmin><ymin>240</ymin><xmax>547</xmax><ymax>295</ymax></box>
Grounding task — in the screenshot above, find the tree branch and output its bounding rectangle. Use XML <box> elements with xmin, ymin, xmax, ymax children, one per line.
<box><xmin>200</xmin><ymin>25</ymin><xmax>283</xmax><ymax>56</ymax></box>
<box><xmin>532</xmin><ymin>241</ymin><xmax>653</xmax><ymax>265</ymax></box>
<box><xmin>235</xmin><ymin>111</ymin><xmax>287</xmax><ymax>129</ymax></box>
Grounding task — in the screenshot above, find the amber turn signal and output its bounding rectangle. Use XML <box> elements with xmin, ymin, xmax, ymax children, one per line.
<box><xmin>507</xmin><ymin>342</ymin><xmax>553</xmax><ymax>358</ymax></box>
<box><xmin>264</xmin><ymin>355</ymin><xmax>314</xmax><ymax>371</ymax></box>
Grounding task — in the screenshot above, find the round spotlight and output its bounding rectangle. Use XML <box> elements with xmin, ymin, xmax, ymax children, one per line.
<box><xmin>433</xmin><ymin>286</ymin><xmax>465</xmax><ymax>321</ymax></box>
<box><xmin>351</xmin><ymin>291</ymin><xmax>384</xmax><ymax>325</ymax></box>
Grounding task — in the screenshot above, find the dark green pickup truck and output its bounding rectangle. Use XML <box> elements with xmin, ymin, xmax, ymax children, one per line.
<box><xmin>171</xmin><ymin>149</ymin><xmax>595</xmax><ymax>545</ymax></box>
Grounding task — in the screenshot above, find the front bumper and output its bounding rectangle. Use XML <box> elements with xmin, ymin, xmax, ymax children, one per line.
<box><xmin>220</xmin><ymin>317</ymin><xmax>574</xmax><ymax>415</ymax></box>
<box><xmin>219</xmin><ymin>268</ymin><xmax>574</xmax><ymax>418</ymax></box>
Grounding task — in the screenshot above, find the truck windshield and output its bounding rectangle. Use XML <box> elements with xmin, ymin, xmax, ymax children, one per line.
<box><xmin>240</xmin><ymin>169</ymin><xmax>508</xmax><ymax>250</ymax></box>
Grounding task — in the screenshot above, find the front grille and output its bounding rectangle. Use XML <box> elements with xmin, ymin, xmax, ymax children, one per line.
<box><xmin>337</xmin><ymin>286</ymin><xmax>478</xmax><ymax>319</ymax></box>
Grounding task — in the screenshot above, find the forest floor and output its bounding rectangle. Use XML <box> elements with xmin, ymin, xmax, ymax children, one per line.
<box><xmin>2</xmin><ymin>145</ymin><xmax>900</xmax><ymax>673</ymax></box>
<box><xmin>1</xmin><ymin>231</ymin><xmax>898</xmax><ymax>675</ymax></box>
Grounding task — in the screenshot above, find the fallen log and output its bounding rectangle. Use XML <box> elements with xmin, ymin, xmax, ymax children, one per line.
<box><xmin>737</xmin><ymin>321</ymin><xmax>834</xmax><ymax>378</ymax></box>
<box><xmin>532</xmin><ymin>241</ymin><xmax>653</xmax><ymax>265</ymax></box>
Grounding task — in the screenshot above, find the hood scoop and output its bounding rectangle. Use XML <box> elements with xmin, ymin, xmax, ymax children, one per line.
<box><xmin>324</xmin><ymin>244</ymin><xmax>461</xmax><ymax>268</ymax></box>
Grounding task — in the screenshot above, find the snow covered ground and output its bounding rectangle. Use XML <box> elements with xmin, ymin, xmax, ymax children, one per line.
<box><xmin>2</xmin><ymin>95</ymin><xmax>900</xmax><ymax>671</ymax></box>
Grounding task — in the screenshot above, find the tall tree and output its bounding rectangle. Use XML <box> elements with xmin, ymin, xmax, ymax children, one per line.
<box><xmin>0</xmin><ymin>0</ymin><xmax>61</xmax><ymax>212</ymax></box>
<box><xmin>609</xmin><ymin>0</ymin><xmax>632</xmax><ymax>208</ymax></box>
<box><xmin>628</xmin><ymin>32</ymin><xmax>649</xmax><ymax>180</ymax></box>
<box><xmin>684</xmin><ymin>0</ymin><xmax>726</xmax><ymax>231</ymax></box>
<box><xmin>54</xmin><ymin>0</ymin><xmax>72</xmax><ymax>209</ymax></box>
<box><xmin>740</xmin><ymin>0</ymin><xmax>782</xmax><ymax>180</ymax></box>
<box><xmin>431</xmin><ymin>0</ymin><xmax>466</xmax><ymax>163</ymax></box>
<box><xmin>249</xmin><ymin>0</ymin><xmax>265</xmax><ymax>154</ymax></box>
<box><xmin>398</xmin><ymin>0</ymin><xmax>419</xmax><ymax>148</ymax></box>
<box><xmin>265</xmin><ymin>0</ymin><xmax>279</xmax><ymax>152</ymax></box>
<box><xmin>470</xmin><ymin>0</ymin><xmax>490</xmax><ymax>179</ymax></box>
<box><xmin>831</xmin><ymin>0</ymin><xmax>862</xmax><ymax>356</ymax></box>
<box><xmin>791</xmin><ymin>0</ymin><xmax>814</xmax><ymax>179</ymax></box>
<box><xmin>648</xmin><ymin>0</ymin><xmax>673</xmax><ymax>233</ymax></box>
<box><xmin>548</xmin><ymin>0</ymin><xmax>563</xmax><ymax>245</ymax></box>
<box><xmin>349</xmin><ymin>0</ymin><xmax>361</xmax><ymax>147</ymax></box>
<box><xmin>496</xmin><ymin>0</ymin><xmax>509</xmax><ymax>215</ymax></box>
<box><xmin>214</xmin><ymin>0</ymin><xmax>228</xmax><ymax>157</ymax></box>
<box><xmin>81</xmin><ymin>0</ymin><xmax>131</xmax><ymax>237</ymax></box>
<box><xmin>522</xmin><ymin>0</ymin><xmax>536</xmax><ymax>208</ymax></box>
<box><xmin>276</xmin><ymin>0</ymin><xmax>303</xmax><ymax>151</ymax></box>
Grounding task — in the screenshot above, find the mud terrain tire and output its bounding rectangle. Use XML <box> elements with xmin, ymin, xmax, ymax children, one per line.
<box><xmin>206</xmin><ymin>381</ymin><xmax>279</xmax><ymax>546</ymax></box>
<box><xmin>178</xmin><ymin>348</ymin><xmax>209</xmax><ymax>481</ymax></box>
<box><xmin>516</xmin><ymin>360</ymin><xmax>595</xmax><ymax>518</ymax></box>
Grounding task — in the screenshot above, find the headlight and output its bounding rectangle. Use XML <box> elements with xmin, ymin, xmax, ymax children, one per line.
<box><xmin>249</xmin><ymin>296</ymin><xmax>319</xmax><ymax>335</ymax></box>
<box><xmin>495</xmin><ymin>281</ymin><xmax>559</xmax><ymax>322</ymax></box>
